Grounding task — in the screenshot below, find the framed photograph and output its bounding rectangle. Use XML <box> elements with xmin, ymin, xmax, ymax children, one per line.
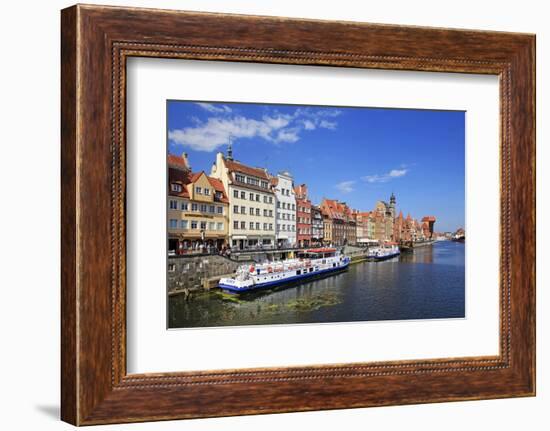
<box><xmin>61</xmin><ymin>4</ymin><xmax>535</xmax><ymax>425</ymax></box>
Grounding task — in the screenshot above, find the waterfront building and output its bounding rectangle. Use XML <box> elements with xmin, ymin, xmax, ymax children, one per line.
<box><xmin>210</xmin><ymin>148</ymin><xmax>276</xmax><ymax>250</ymax></box>
<box><xmin>294</xmin><ymin>184</ymin><xmax>312</xmax><ymax>247</ymax></box>
<box><xmin>271</xmin><ymin>172</ymin><xmax>297</xmax><ymax>248</ymax></box>
<box><xmin>372</xmin><ymin>193</ymin><xmax>397</xmax><ymax>242</ymax></box>
<box><xmin>320</xmin><ymin>199</ymin><xmax>356</xmax><ymax>246</ymax></box>
<box><xmin>421</xmin><ymin>216</ymin><xmax>436</xmax><ymax>239</ymax></box>
<box><xmin>311</xmin><ymin>205</ymin><xmax>324</xmax><ymax>246</ymax></box>
<box><xmin>355</xmin><ymin>211</ymin><xmax>373</xmax><ymax>245</ymax></box>
<box><xmin>167</xmin><ymin>153</ymin><xmax>229</xmax><ymax>253</ymax></box>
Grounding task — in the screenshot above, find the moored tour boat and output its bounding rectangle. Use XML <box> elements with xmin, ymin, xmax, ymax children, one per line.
<box><xmin>367</xmin><ymin>243</ymin><xmax>400</xmax><ymax>261</ymax></box>
<box><xmin>218</xmin><ymin>248</ymin><xmax>350</xmax><ymax>293</ymax></box>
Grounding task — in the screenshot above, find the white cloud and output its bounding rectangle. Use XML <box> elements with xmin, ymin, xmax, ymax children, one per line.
<box><xmin>169</xmin><ymin>105</ymin><xmax>343</xmax><ymax>152</ymax></box>
<box><xmin>195</xmin><ymin>102</ymin><xmax>232</xmax><ymax>113</ymax></box>
<box><xmin>319</xmin><ymin>120</ymin><xmax>337</xmax><ymax>130</ymax></box>
<box><xmin>303</xmin><ymin>120</ymin><xmax>316</xmax><ymax>130</ymax></box>
<box><xmin>335</xmin><ymin>180</ymin><xmax>355</xmax><ymax>193</ymax></box>
<box><xmin>362</xmin><ymin>168</ymin><xmax>409</xmax><ymax>183</ymax></box>
<box><xmin>276</xmin><ymin>128</ymin><xmax>300</xmax><ymax>143</ymax></box>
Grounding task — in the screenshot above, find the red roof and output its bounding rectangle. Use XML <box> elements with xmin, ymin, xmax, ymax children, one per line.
<box><xmin>167</xmin><ymin>154</ymin><xmax>189</xmax><ymax>170</ymax></box>
<box><xmin>305</xmin><ymin>248</ymin><xmax>336</xmax><ymax>253</ymax></box>
<box><xmin>422</xmin><ymin>216</ymin><xmax>436</xmax><ymax>222</ymax></box>
<box><xmin>168</xmin><ymin>169</ymin><xmax>229</xmax><ymax>204</ymax></box>
<box><xmin>207</xmin><ymin>176</ymin><xmax>229</xmax><ymax>203</ymax></box>
<box><xmin>225</xmin><ymin>159</ymin><xmax>269</xmax><ymax>180</ymax></box>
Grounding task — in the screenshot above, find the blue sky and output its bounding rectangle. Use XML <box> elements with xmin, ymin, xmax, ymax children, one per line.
<box><xmin>167</xmin><ymin>100</ymin><xmax>465</xmax><ymax>232</ymax></box>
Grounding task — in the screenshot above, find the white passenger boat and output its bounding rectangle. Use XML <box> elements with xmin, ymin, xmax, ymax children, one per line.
<box><xmin>367</xmin><ymin>244</ymin><xmax>400</xmax><ymax>261</ymax></box>
<box><xmin>219</xmin><ymin>248</ymin><xmax>350</xmax><ymax>293</ymax></box>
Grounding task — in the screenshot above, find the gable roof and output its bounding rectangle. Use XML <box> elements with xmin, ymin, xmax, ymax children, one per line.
<box><xmin>225</xmin><ymin>159</ymin><xmax>269</xmax><ymax>180</ymax></box>
<box><xmin>167</xmin><ymin>154</ymin><xmax>190</xmax><ymax>170</ymax></box>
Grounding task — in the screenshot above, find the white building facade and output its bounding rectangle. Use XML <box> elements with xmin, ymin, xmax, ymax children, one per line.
<box><xmin>210</xmin><ymin>151</ymin><xmax>276</xmax><ymax>250</ymax></box>
<box><xmin>272</xmin><ymin>171</ymin><xmax>297</xmax><ymax>248</ymax></box>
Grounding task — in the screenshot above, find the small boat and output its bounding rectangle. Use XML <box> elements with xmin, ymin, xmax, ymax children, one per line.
<box><xmin>367</xmin><ymin>244</ymin><xmax>400</xmax><ymax>261</ymax></box>
<box><xmin>218</xmin><ymin>248</ymin><xmax>350</xmax><ymax>293</ymax></box>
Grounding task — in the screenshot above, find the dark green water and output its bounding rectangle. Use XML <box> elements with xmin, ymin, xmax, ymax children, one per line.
<box><xmin>168</xmin><ymin>241</ymin><xmax>465</xmax><ymax>329</ymax></box>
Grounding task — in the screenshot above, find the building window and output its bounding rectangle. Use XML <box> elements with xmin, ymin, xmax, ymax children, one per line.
<box><xmin>217</xmin><ymin>206</ymin><xmax>223</xmax><ymax>214</ymax></box>
<box><xmin>204</xmin><ymin>188</ymin><xmax>210</xmax><ymax>196</ymax></box>
<box><xmin>277</xmin><ymin>201</ymin><xmax>280</xmax><ymax>208</ymax></box>
<box><xmin>170</xmin><ymin>183</ymin><xmax>182</xmax><ymax>193</ymax></box>
<box><xmin>235</xmin><ymin>174</ymin><xmax>245</xmax><ymax>183</ymax></box>
<box><xmin>191</xmin><ymin>203</ymin><xmax>198</xmax><ymax>211</ymax></box>
<box><xmin>169</xmin><ymin>219</ymin><xmax>178</xmax><ymax>229</ymax></box>
<box><xmin>269</xmin><ymin>210</ymin><xmax>273</xmax><ymax>217</ymax></box>
<box><xmin>269</xmin><ymin>197</ymin><xmax>273</xmax><ymax>204</ymax></box>
<box><xmin>233</xmin><ymin>205</ymin><xmax>238</xmax><ymax>214</ymax></box>
<box><xmin>256</xmin><ymin>222</ymin><xmax>260</xmax><ymax>230</ymax></box>
<box><xmin>256</xmin><ymin>194</ymin><xmax>260</xmax><ymax>202</ymax></box>
<box><xmin>217</xmin><ymin>222</ymin><xmax>223</xmax><ymax>231</ymax></box>
<box><xmin>200</xmin><ymin>204</ymin><xmax>207</xmax><ymax>212</ymax></box>
<box><xmin>233</xmin><ymin>221</ymin><xmax>239</xmax><ymax>229</ymax></box>
<box><xmin>249</xmin><ymin>192</ymin><xmax>254</xmax><ymax>200</ymax></box>
<box><xmin>233</xmin><ymin>190</ymin><xmax>238</xmax><ymax>198</ymax></box>
<box><xmin>241</xmin><ymin>191</ymin><xmax>246</xmax><ymax>199</ymax></box>
<box><xmin>200</xmin><ymin>221</ymin><xmax>207</xmax><ymax>230</ymax></box>
<box><xmin>256</xmin><ymin>208</ymin><xmax>260</xmax><ymax>216</ymax></box>
<box><xmin>241</xmin><ymin>206</ymin><xmax>246</xmax><ymax>214</ymax></box>
<box><xmin>208</xmin><ymin>222</ymin><xmax>215</xmax><ymax>230</ymax></box>
<box><xmin>263</xmin><ymin>209</ymin><xmax>268</xmax><ymax>217</ymax></box>
<box><xmin>209</xmin><ymin>205</ymin><xmax>215</xmax><ymax>213</ymax></box>
<box><xmin>249</xmin><ymin>222</ymin><xmax>254</xmax><ymax>230</ymax></box>
<box><xmin>195</xmin><ymin>186</ymin><xmax>202</xmax><ymax>194</ymax></box>
<box><xmin>169</xmin><ymin>200</ymin><xmax>178</xmax><ymax>209</ymax></box>
<box><xmin>181</xmin><ymin>202</ymin><xmax>188</xmax><ymax>211</ymax></box>
<box><xmin>180</xmin><ymin>220</ymin><xmax>188</xmax><ymax>229</ymax></box>
<box><xmin>264</xmin><ymin>223</ymin><xmax>268</xmax><ymax>230</ymax></box>
<box><xmin>168</xmin><ymin>263</ymin><xmax>175</xmax><ymax>272</ymax></box>
<box><xmin>191</xmin><ymin>221</ymin><xmax>198</xmax><ymax>229</ymax></box>
<box><xmin>250</xmin><ymin>207</ymin><xmax>254</xmax><ymax>215</ymax></box>
<box><xmin>261</xmin><ymin>180</ymin><xmax>268</xmax><ymax>189</ymax></box>
<box><xmin>269</xmin><ymin>224</ymin><xmax>273</xmax><ymax>230</ymax></box>
<box><xmin>240</xmin><ymin>221</ymin><xmax>245</xmax><ymax>230</ymax></box>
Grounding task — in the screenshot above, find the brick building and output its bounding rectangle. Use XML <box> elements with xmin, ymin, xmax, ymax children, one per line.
<box><xmin>294</xmin><ymin>184</ymin><xmax>312</xmax><ymax>247</ymax></box>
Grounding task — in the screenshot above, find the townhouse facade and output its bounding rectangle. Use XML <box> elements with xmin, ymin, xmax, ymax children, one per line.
<box><xmin>167</xmin><ymin>151</ymin><xmax>436</xmax><ymax>251</ymax></box>
<box><xmin>320</xmin><ymin>199</ymin><xmax>356</xmax><ymax>246</ymax></box>
<box><xmin>311</xmin><ymin>205</ymin><xmax>324</xmax><ymax>246</ymax></box>
<box><xmin>294</xmin><ymin>184</ymin><xmax>312</xmax><ymax>247</ymax></box>
<box><xmin>210</xmin><ymin>151</ymin><xmax>276</xmax><ymax>250</ymax></box>
<box><xmin>167</xmin><ymin>153</ymin><xmax>229</xmax><ymax>253</ymax></box>
<box><xmin>272</xmin><ymin>172</ymin><xmax>297</xmax><ymax>248</ymax></box>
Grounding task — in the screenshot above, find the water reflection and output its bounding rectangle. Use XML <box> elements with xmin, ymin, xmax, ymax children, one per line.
<box><xmin>169</xmin><ymin>241</ymin><xmax>465</xmax><ymax>328</ymax></box>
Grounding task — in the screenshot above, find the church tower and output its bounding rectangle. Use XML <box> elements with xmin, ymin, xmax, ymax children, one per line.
<box><xmin>389</xmin><ymin>192</ymin><xmax>396</xmax><ymax>219</ymax></box>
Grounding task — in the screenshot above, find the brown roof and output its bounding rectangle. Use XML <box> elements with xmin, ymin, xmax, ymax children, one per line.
<box><xmin>207</xmin><ymin>176</ymin><xmax>229</xmax><ymax>204</ymax></box>
<box><xmin>225</xmin><ymin>159</ymin><xmax>269</xmax><ymax>180</ymax></box>
<box><xmin>168</xmin><ymin>169</ymin><xmax>229</xmax><ymax>204</ymax></box>
<box><xmin>422</xmin><ymin>216</ymin><xmax>437</xmax><ymax>222</ymax></box>
<box><xmin>167</xmin><ymin>154</ymin><xmax>189</xmax><ymax>170</ymax></box>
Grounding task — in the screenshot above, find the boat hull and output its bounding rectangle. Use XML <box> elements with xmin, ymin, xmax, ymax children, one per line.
<box><xmin>219</xmin><ymin>261</ymin><xmax>350</xmax><ymax>293</ymax></box>
<box><xmin>371</xmin><ymin>251</ymin><xmax>400</xmax><ymax>261</ymax></box>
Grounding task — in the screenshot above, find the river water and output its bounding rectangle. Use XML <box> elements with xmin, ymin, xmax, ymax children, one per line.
<box><xmin>168</xmin><ymin>240</ymin><xmax>465</xmax><ymax>329</ymax></box>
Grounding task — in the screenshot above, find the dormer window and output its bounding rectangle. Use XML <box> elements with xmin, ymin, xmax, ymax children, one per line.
<box><xmin>170</xmin><ymin>183</ymin><xmax>182</xmax><ymax>193</ymax></box>
<box><xmin>195</xmin><ymin>186</ymin><xmax>202</xmax><ymax>194</ymax></box>
<box><xmin>204</xmin><ymin>188</ymin><xmax>210</xmax><ymax>196</ymax></box>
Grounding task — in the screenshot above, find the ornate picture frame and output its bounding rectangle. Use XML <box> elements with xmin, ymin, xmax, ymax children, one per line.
<box><xmin>61</xmin><ymin>4</ymin><xmax>535</xmax><ymax>425</ymax></box>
